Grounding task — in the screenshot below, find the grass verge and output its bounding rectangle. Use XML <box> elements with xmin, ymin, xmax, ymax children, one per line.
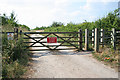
<box><xmin>92</xmin><ymin>46</ymin><xmax>119</xmax><ymax>71</ymax></box>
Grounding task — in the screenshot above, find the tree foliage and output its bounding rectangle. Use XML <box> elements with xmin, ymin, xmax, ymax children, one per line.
<box><xmin>2</xmin><ymin>12</ymin><xmax>18</xmax><ymax>27</ymax></box>
<box><xmin>34</xmin><ymin>26</ymin><xmax>46</xmax><ymax>30</ymax></box>
<box><xmin>1</xmin><ymin>11</ymin><xmax>30</xmax><ymax>31</ymax></box>
<box><xmin>50</xmin><ymin>22</ymin><xmax>64</xmax><ymax>27</ymax></box>
<box><xmin>42</xmin><ymin>9</ymin><xmax>120</xmax><ymax>32</ymax></box>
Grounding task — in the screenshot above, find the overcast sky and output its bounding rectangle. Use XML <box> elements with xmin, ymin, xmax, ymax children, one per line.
<box><xmin>0</xmin><ymin>0</ymin><xmax>119</xmax><ymax>29</ymax></box>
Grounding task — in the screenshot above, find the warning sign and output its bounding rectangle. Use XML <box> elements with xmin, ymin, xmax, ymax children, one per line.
<box><xmin>7</xmin><ymin>33</ymin><xmax>14</xmax><ymax>40</ymax></box>
<box><xmin>47</xmin><ymin>37</ymin><xmax>57</xmax><ymax>43</ymax></box>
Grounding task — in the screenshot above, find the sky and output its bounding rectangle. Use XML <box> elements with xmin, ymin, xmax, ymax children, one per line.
<box><xmin>0</xmin><ymin>0</ymin><xmax>119</xmax><ymax>29</ymax></box>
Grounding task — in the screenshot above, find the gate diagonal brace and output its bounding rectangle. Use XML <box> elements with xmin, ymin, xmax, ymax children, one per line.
<box><xmin>53</xmin><ymin>33</ymin><xmax>76</xmax><ymax>49</ymax></box>
<box><xmin>29</xmin><ymin>33</ymin><xmax>51</xmax><ymax>46</ymax></box>
<box><xmin>24</xmin><ymin>33</ymin><xmax>52</xmax><ymax>50</ymax></box>
<box><xmin>53</xmin><ymin>33</ymin><xmax>78</xmax><ymax>49</ymax></box>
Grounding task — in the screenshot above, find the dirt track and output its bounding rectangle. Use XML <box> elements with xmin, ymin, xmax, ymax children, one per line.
<box><xmin>23</xmin><ymin>32</ymin><xmax>118</xmax><ymax>78</ymax></box>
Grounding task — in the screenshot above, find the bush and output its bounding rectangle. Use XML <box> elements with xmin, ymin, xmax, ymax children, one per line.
<box><xmin>2</xmin><ymin>34</ymin><xmax>29</xmax><ymax>78</ymax></box>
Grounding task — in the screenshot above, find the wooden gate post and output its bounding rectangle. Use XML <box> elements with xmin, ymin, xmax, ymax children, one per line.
<box><xmin>14</xmin><ymin>27</ymin><xmax>18</xmax><ymax>40</ymax></box>
<box><xmin>85</xmin><ymin>29</ymin><xmax>89</xmax><ymax>50</ymax></box>
<box><xmin>20</xmin><ymin>27</ymin><xmax>22</xmax><ymax>36</ymax></box>
<box><xmin>14</xmin><ymin>27</ymin><xmax>16</xmax><ymax>39</ymax></box>
<box><xmin>92</xmin><ymin>29</ymin><xmax>94</xmax><ymax>47</ymax></box>
<box><xmin>111</xmin><ymin>28</ymin><xmax>116</xmax><ymax>50</ymax></box>
<box><xmin>94</xmin><ymin>28</ymin><xmax>99</xmax><ymax>52</ymax></box>
<box><xmin>17</xmin><ymin>28</ymin><xmax>18</xmax><ymax>39</ymax></box>
<box><xmin>100</xmin><ymin>29</ymin><xmax>104</xmax><ymax>48</ymax></box>
<box><xmin>78</xmin><ymin>29</ymin><xmax>82</xmax><ymax>51</ymax></box>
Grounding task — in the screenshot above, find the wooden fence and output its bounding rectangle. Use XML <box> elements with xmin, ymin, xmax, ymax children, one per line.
<box><xmin>84</xmin><ymin>28</ymin><xmax>120</xmax><ymax>52</ymax></box>
<box><xmin>2</xmin><ymin>28</ymin><xmax>120</xmax><ymax>52</ymax></box>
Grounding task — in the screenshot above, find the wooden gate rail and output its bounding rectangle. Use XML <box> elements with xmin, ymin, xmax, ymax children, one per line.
<box><xmin>24</xmin><ymin>45</ymin><xmax>79</xmax><ymax>47</ymax></box>
<box><xmin>23</xmin><ymin>37</ymin><xmax>79</xmax><ymax>39</ymax></box>
<box><xmin>24</xmin><ymin>41</ymin><xmax>81</xmax><ymax>43</ymax></box>
<box><xmin>29</xmin><ymin>48</ymin><xmax>77</xmax><ymax>51</ymax></box>
<box><xmin>2</xmin><ymin>32</ymin><xmax>14</xmax><ymax>33</ymax></box>
<box><xmin>23</xmin><ymin>32</ymin><xmax>79</xmax><ymax>34</ymax></box>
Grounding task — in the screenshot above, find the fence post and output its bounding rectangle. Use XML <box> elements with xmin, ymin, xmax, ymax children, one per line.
<box><xmin>14</xmin><ymin>27</ymin><xmax>16</xmax><ymax>39</ymax></box>
<box><xmin>17</xmin><ymin>28</ymin><xmax>18</xmax><ymax>39</ymax></box>
<box><xmin>78</xmin><ymin>29</ymin><xmax>82</xmax><ymax>51</ymax></box>
<box><xmin>14</xmin><ymin>27</ymin><xmax>18</xmax><ymax>40</ymax></box>
<box><xmin>20</xmin><ymin>27</ymin><xmax>22</xmax><ymax>36</ymax></box>
<box><xmin>100</xmin><ymin>29</ymin><xmax>104</xmax><ymax>48</ymax></box>
<box><xmin>92</xmin><ymin>29</ymin><xmax>94</xmax><ymax>48</ymax></box>
<box><xmin>111</xmin><ymin>28</ymin><xmax>116</xmax><ymax>50</ymax></box>
<box><xmin>94</xmin><ymin>28</ymin><xmax>99</xmax><ymax>52</ymax></box>
<box><xmin>85</xmin><ymin>29</ymin><xmax>89</xmax><ymax>50</ymax></box>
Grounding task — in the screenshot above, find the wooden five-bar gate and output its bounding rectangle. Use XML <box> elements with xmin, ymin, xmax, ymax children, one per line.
<box><xmin>23</xmin><ymin>31</ymin><xmax>82</xmax><ymax>51</ymax></box>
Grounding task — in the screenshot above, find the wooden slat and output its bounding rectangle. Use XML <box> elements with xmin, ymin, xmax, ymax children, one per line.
<box><xmin>23</xmin><ymin>37</ymin><xmax>79</xmax><ymax>39</ymax></box>
<box><xmin>107</xmin><ymin>31</ymin><xmax>112</xmax><ymax>33</ymax></box>
<box><xmin>116</xmin><ymin>33</ymin><xmax>120</xmax><ymax>36</ymax></box>
<box><xmin>1</xmin><ymin>32</ymin><xmax>24</xmax><ymax>34</ymax></box>
<box><xmin>24</xmin><ymin>45</ymin><xmax>79</xmax><ymax>47</ymax></box>
<box><xmin>116</xmin><ymin>36</ymin><xmax>120</xmax><ymax>38</ymax></box>
<box><xmin>59</xmin><ymin>37</ymin><xmax>79</xmax><ymax>38</ymax></box>
<box><xmin>89</xmin><ymin>36</ymin><xmax>94</xmax><ymax>38</ymax></box>
<box><xmin>117</xmin><ymin>38</ymin><xmax>120</xmax><ymax>40</ymax></box>
<box><xmin>29</xmin><ymin>48</ymin><xmax>77</xmax><ymax>51</ymax></box>
<box><xmin>23</xmin><ymin>37</ymin><xmax>44</xmax><ymax>39</ymax></box>
<box><xmin>116</xmin><ymin>29</ymin><xmax>120</xmax><ymax>31</ymax></box>
<box><xmin>99</xmin><ymin>43</ymin><xmax>112</xmax><ymax>45</ymax></box>
<box><xmin>104</xmin><ymin>35</ymin><xmax>111</xmax><ymax>37</ymax></box>
<box><xmin>24</xmin><ymin>41</ymin><xmax>80</xmax><ymax>43</ymax></box>
<box><xmin>104</xmin><ymin>37</ymin><xmax>112</xmax><ymax>39</ymax></box>
<box><xmin>2</xmin><ymin>32</ymin><xmax>14</xmax><ymax>33</ymax></box>
<box><xmin>58</xmin><ymin>41</ymin><xmax>81</xmax><ymax>42</ymax></box>
<box><xmin>23</xmin><ymin>32</ymin><xmax>79</xmax><ymax>34</ymax></box>
<box><xmin>103</xmin><ymin>30</ymin><xmax>112</xmax><ymax>33</ymax></box>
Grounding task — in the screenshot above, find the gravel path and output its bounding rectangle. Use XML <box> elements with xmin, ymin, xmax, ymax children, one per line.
<box><xmin>24</xmin><ymin>32</ymin><xmax>118</xmax><ymax>78</ymax></box>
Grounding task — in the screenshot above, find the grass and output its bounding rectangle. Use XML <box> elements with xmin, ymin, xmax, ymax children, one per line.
<box><xmin>92</xmin><ymin>46</ymin><xmax>119</xmax><ymax>71</ymax></box>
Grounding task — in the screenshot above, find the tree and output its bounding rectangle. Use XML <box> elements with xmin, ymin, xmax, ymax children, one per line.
<box><xmin>51</xmin><ymin>22</ymin><xmax>64</xmax><ymax>27</ymax></box>
<box><xmin>2</xmin><ymin>11</ymin><xmax>18</xmax><ymax>27</ymax></box>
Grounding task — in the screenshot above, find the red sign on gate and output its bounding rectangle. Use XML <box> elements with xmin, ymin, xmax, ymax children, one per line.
<box><xmin>47</xmin><ymin>37</ymin><xmax>57</xmax><ymax>43</ymax></box>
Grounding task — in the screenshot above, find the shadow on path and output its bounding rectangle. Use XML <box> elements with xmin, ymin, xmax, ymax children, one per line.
<box><xmin>30</xmin><ymin>50</ymin><xmax>92</xmax><ymax>59</ymax></box>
